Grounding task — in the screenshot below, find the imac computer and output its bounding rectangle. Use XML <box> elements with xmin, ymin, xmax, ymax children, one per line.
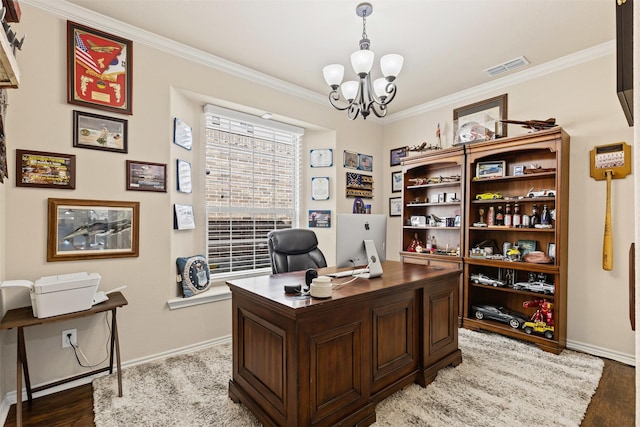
<box><xmin>334</xmin><ymin>214</ymin><xmax>387</xmax><ymax>278</ymax></box>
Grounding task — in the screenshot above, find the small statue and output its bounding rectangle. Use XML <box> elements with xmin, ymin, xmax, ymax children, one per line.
<box><xmin>407</xmin><ymin>233</ymin><xmax>423</xmax><ymax>252</ymax></box>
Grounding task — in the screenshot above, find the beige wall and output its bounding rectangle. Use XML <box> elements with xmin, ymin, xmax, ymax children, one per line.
<box><xmin>383</xmin><ymin>55</ymin><xmax>635</xmax><ymax>359</ymax></box>
<box><xmin>0</xmin><ymin>2</ymin><xmax>635</xmax><ymax>406</ymax></box>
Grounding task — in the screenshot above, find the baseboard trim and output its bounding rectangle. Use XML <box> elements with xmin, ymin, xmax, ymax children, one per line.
<box><xmin>566</xmin><ymin>339</ymin><xmax>636</xmax><ymax>366</ymax></box>
<box><xmin>0</xmin><ymin>334</ymin><xmax>232</xmax><ymax>426</ymax></box>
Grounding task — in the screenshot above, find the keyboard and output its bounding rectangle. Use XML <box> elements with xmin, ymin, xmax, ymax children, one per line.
<box><xmin>328</xmin><ymin>268</ymin><xmax>370</xmax><ymax>278</ymax></box>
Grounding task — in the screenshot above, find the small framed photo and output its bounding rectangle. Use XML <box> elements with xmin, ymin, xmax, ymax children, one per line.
<box><xmin>174</xmin><ymin>204</ymin><xmax>195</xmax><ymax>230</ymax></box>
<box><xmin>310</xmin><ymin>149</ymin><xmax>333</xmax><ymax>167</ymax></box>
<box><xmin>177</xmin><ymin>159</ymin><xmax>192</xmax><ymax>193</ymax></box>
<box><xmin>513</xmin><ymin>165</ymin><xmax>525</xmax><ymax>176</ymax></box>
<box><xmin>126</xmin><ymin>160</ymin><xmax>167</xmax><ymax>192</ymax></box>
<box><xmin>343</xmin><ymin>150</ymin><xmax>359</xmax><ymax>169</ymax></box>
<box><xmin>391</xmin><ymin>171</ymin><xmax>403</xmax><ymax>193</ymax></box>
<box><xmin>476</xmin><ymin>160</ymin><xmax>506</xmax><ymax>179</ymax></box>
<box><xmin>73</xmin><ymin>110</ymin><xmax>128</xmax><ymax>153</ymax></box>
<box><xmin>48</xmin><ymin>198</ymin><xmax>139</xmax><ymax>261</ymax></box>
<box><xmin>358</xmin><ymin>153</ymin><xmax>373</xmax><ymax>172</ymax></box>
<box><xmin>16</xmin><ymin>149</ymin><xmax>76</xmax><ymax>189</ymax></box>
<box><xmin>547</xmin><ymin>243</ymin><xmax>556</xmax><ymax>260</ymax></box>
<box><xmin>438</xmin><ymin>192</ymin><xmax>446</xmax><ymax>203</ymax></box>
<box><xmin>173</xmin><ymin>117</ymin><xmax>193</xmax><ymax>150</ymax></box>
<box><xmin>309</xmin><ymin>210</ymin><xmax>331</xmax><ymax>228</ymax></box>
<box><xmin>389</xmin><ymin>197</ymin><xmax>402</xmax><ymax>217</ymax></box>
<box><xmin>517</xmin><ymin>239</ymin><xmax>537</xmax><ymax>257</ymax></box>
<box><xmin>390</xmin><ymin>146</ymin><xmax>408</xmax><ymax>166</ymax></box>
<box><xmin>311</xmin><ymin>177</ymin><xmax>330</xmax><ymax>201</ymax></box>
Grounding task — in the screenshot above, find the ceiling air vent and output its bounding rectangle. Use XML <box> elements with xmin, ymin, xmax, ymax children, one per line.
<box><xmin>484</xmin><ymin>56</ymin><xmax>530</xmax><ymax>77</ymax></box>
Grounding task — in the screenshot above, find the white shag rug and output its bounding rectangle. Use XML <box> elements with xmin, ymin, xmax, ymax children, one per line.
<box><xmin>93</xmin><ymin>328</ymin><xmax>603</xmax><ymax>427</ymax></box>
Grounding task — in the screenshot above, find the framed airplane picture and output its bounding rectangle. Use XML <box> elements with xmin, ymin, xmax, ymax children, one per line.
<box><xmin>67</xmin><ymin>21</ymin><xmax>133</xmax><ymax>115</ymax></box>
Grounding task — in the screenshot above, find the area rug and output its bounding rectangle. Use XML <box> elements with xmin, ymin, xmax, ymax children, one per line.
<box><xmin>93</xmin><ymin>328</ymin><xmax>603</xmax><ymax>427</ymax></box>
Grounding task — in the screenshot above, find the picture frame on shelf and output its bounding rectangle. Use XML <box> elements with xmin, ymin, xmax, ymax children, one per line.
<box><xmin>513</xmin><ymin>165</ymin><xmax>525</xmax><ymax>176</ymax></box>
<box><xmin>476</xmin><ymin>160</ymin><xmax>506</xmax><ymax>179</ymax></box>
<box><xmin>391</xmin><ymin>171</ymin><xmax>403</xmax><ymax>193</ymax></box>
<box><xmin>67</xmin><ymin>21</ymin><xmax>133</xmax><ymax>115</ymax></box>
<box><xmin>73</xmin><ymin>110</ymin><xmax>128</xmax><ymax>153</ymax></box>
<box><xmin>47</xmin><ymin>198</ymin><xmax>139</xmax><ymax>261</ymax></box>
<box><xmin>547</xmin><ymin>243</ymin><xmax>556</xmax><ymax>260</ymax></box>
<box><xmin>390</xmin><ymin>146</ymin><xmax>408</xmax><ymax>166</ymax></box>
<box><xmin>453</xmin><ymin>94</ymin><xmax>507</xmax><ymax>144</ymax></box>
<box><xmin>16</xmin><ymin>149</ymin><xmax>76</xmax><ymax>189</ymax></box>
<box><xmin>173</xmin><ymin>118</ymin><xmax>193</xmax><ymax>150</ymax></box>
<box><xmin>389</xmin><ymin>197</ymin><xmax>402</xmax><ymax>217</ymax></box>
<box><xmin>126</xmin><ymin>160</ymin><xmax>167</xmax><ymax>192</ymax></box>
<box><xmin>517</xmin><ymin>239</ymin><xmax>537</xmax><ymax>257</ymax></box>
<box><xmin>310</xmin><ymin>149</ymin><xmax>333</xmax><ymax>167</ymax></box>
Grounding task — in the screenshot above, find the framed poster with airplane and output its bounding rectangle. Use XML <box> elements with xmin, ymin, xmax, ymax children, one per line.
<box><xmin>47</xmin><ymin>198</ymin><xmax>140</xmax><ymax>261</ymax></box>
<box><xmin>67</xmin><ymin>21</ymin><xmax>133</xmax><ymax>115</ymax></box>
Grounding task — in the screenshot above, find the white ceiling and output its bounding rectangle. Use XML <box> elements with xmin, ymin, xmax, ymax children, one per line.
<box><xmin>52</xmin><ymin>0</ymin><xmax>615</xmax><ymax>116</ymax></box>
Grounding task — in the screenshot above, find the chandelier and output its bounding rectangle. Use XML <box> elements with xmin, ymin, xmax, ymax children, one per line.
<box><xmin>322</xmin><ymin>2</ymin><xmax>404</xmax><ymax>120</ymax></box>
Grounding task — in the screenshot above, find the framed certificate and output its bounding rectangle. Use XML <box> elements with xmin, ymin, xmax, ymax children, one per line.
<box><xmin>311</xmin><ymin>177</ymin><xmax>330</xmax><ymax>200</ymax></box>
<box><xmin>310</xmin><ymin>149</ymin><xmax>333</xmax><ymax>167</ymax></box>
<box><xmin>177</xmin><ymin>159</ymin><xmax>192</xmax><ymax>193</ymax></box>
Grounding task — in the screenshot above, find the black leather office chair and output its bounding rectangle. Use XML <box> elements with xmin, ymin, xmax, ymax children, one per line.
<box><xmin>267</xmin><ymin>228</ymin><xmax>327</xmax><ymax>274</ymax></box>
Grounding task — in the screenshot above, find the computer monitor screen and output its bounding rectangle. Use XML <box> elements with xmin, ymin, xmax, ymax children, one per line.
<box><xmin>335</xmin><ymin>214</ymin><xmax>387</xmax><ymax>267</ymax></box>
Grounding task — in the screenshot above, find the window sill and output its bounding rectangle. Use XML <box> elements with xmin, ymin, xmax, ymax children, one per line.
<box><xmin>167</xmin><ymin>285</ymin><xmax>231</xmax><ymax>310</ymax></box>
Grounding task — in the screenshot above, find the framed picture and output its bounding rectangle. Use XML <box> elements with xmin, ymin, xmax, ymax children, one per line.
<box><xmin>126</xmin><ymin>160</ymin><xmax>167</xmax><ymax>192</ymax></box>
<box><xmin>73</xmin><ymin>110</ymin><xmax>128</xmax><ymax>153</ymax></box>
<box><xmin>391</xmin><ymin>171</ymin><xmax>403</xmax><ymax>193</ymax></box>
<box><xmin>67</xmin><ymin>21</ymin><xmax>133</xmax><ymax>115</ymax></box>
<box><xmin>547</xmin><ymin>243</ymin><xmax>556</xmax><ymax>260</ymax></box>
<box><xmin>309</xmin><ymin>210</ymin><xmax>331</xmax><ymax>228</ymax></box>
<box><xmin>517</xmin><ymin>239</ymin><xmax>537</xmax><ymax>257</ymax></box>
<box><xmin>390</xmin><ymin>146</ymin><xmax>408</xmax><ymax>166</ymax></box>
<box><xmin>358</xmin><ymin>153</ymin><xmax>373</xmax><ymax>172</ymax></box>
<box><xmin>177</xmin><ymin>159</ymin><xmax>192</xmax><ymax>193</ymax></box>
<box><xmin>453</xmin><ymin>94</ymin><xmax>507</xmax><ymax>144</ymax></box>
<box><xmin>16</xmin><ymin>149</ymin><xmax>76</xmax><ymax>189</ymax></box>
<box><xmin>310</xmin><ymin>149</ymin><xmax>333</xmax><ymax>167</ymax></box>
<box><xmin>513</xmin><ymin>165</ymin><xmax>525</xmax><ymax>176</ymax></box>
<box><xmin>476</xmin><ymin>160</ymin><xmax>506</xmax><ymax>179</ymax></box>
<box><xmin>47</xmin><ymin>198</ymin><xmax>139</xmax><ymax>262</ymax></box>
<box><xmin>389</xmin><ymin>197</ymin><xmax>402</xmax><ymax>217</ymax></box>
<box><xmin>311</xmin><ymin>177</ymin><xmax>330</xmax><ymax>200</ymax></box>
<box><xmin>343</xmin><ymin>150</ymin><xmax>359</xmax><ymax>169</ymax></box>
<box><xmin>173</xmin><ymin>118</ymin><xmax>193</xmax><ymax>150</ymax></box>
<box><xmin>174</xmin><ymin>204</ymin><xmax>196</xmax><ymax>230</ymax></box>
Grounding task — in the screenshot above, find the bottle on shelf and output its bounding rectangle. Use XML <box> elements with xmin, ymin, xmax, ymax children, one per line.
<box><xmin>540</xmin><ymin>204</ymin><xmax>551</xmax><ymax>225</ymax></box>
<box><xmin>531</xmin><ymin>204</ymin><xmax>540</xmax><ymax>227</ymax></box>
<box><xmin>495</xmin><ymin>205</ymin><xmax>504</xmax><ymax>226</ymax></box>
<box><xmin>512</xmin><ymin>203</ymin><xmax>521</xmax><ymax>227</ymax></box>
<box><xmin>430</xmin><ymin>235</ymin><xmax>437</xmax><ymax>252</ymax></box>
<box><xmin>504</xmin><ymin>203</ymin><xmax>512</xmax><ymax>227</ymax></box>
<box><xmin>487</xmin><ymin>206</ymin><xmax>495</xmax><ymax>226</ymax></box>
<box><xmin>425</xmin><ymin>235</ymin><xmax>432</xmax><ymax>252</ymax></box>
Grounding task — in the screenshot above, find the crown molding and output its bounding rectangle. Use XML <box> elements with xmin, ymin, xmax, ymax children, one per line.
<box><xmin>24</xmin><ymin>0</ymin><xmax>615</xmax><ymax>123</ymax></box>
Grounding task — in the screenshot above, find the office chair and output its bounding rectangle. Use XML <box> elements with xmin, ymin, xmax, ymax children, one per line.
<box><xmin>267</xmin><ymin>228</ymin><xmax>327</xmax><ymax>274</ymax></box>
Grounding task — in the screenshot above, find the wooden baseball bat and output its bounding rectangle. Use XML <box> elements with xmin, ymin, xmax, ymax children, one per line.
<box><xmin>603</xmin><ymin>170</ymin><xmax>613</xmax><ymax>270</ymax></box>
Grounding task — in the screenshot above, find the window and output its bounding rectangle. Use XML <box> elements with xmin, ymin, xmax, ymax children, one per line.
<box><xmin>204</xmin><ymin>105</ymin><xmax>302</xmax><ymax>278</ymax></box>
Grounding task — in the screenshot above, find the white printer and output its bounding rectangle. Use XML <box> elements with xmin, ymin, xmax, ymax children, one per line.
<box><xmin>1</xmin><ymin>272</ymin><xmax>101</xmax><ymax>318</ymax></box>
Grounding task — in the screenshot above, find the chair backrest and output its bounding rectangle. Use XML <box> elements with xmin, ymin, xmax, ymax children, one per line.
<box><xmin>267</xmin><ymin>228</ymin><xmax>327</xmax><ymax>274</ymax></box>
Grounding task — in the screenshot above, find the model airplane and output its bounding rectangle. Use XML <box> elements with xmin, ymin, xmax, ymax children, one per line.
<box><xmin>500</xmin><ymin>118</ymin><xmax>557</xmax><ymax>131</ymax></box>
<box><xmin>86</xmin><ymin>39</ymin><xmax>119</xmax><ymax>53</ymax></box>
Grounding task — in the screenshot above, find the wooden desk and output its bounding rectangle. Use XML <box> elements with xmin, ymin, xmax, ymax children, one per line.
<box><xmin>227</xmin><ymin>261</ymin><xmax>462</xmax><ymax>426</ymax></box>
<box><xmin>0</xmin><ymin>292</ymin><xmax>128</xmax><ymax>427</ymax></box>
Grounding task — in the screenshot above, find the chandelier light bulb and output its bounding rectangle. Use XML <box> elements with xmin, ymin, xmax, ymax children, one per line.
<box><xmin>373</xmin><ymin>78</ymin><xmax>388</xmax><ymax>99</ymax></box>
<box><xmin>351</xmin><ymin>50</ymin><xmax>375</xmax><ymax>77</ymax></box>
<box><xmin>380</xmin><ymin>54</ymin><xmax>404</xmax><ymax>80</ymax></box>
<box><xmin>323</xmin><ymin>64</ymin><xmax>345</xmax><ymax>89</ymax></box>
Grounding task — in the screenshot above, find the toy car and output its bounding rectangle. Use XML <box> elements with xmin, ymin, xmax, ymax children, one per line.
<box><xmin>526</xmin><ymin>188</ymin><xmax>556</xmax><ymax>198</ymax></box>
<box><xmin>470</xmin><ymin>304</ymin><xmax>528</xmax><ymax>329</ymax></box>
<box><xmin>470</xmin><ymin>273</ymin><xmax>505</xmax><ymax>287</ymax></box>
<box><xmin>475</xmin><ymin>192</ymin><xmax>503</xmax><ymax>200</ymax></box>
<box><xmin>512</xmin><ymin>280</ymin><xmax>555</xmax><ymax>295</ymax></box>
<box><xmin>523</xmin><ymin>320</ymin><xmax>554</xmax><ymax>339</ymax></box>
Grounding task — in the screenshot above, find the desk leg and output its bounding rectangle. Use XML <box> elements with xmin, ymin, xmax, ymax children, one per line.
<box><xmin>16</xmin><ymin>326</ymin><xmax>32</xmax><ymax>427</ymax></box>
<box><xmin>112</xmin><ymin>309</ymin><xmax>123</xmax><ymax>397</ymax></box>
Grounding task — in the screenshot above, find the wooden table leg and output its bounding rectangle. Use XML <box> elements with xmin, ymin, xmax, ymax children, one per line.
<box><xmin>112</xmin><ymin>310</ymin><xmax>123</xmax><ymax>397</ymax></box>
<box><xmin>16</xmin><ymin>330</ymin><xmax>21</xmax><ymax>427</ymax></box>
<box><xmin>17</xmin><ymin>327</ymin><xmax>32</xmax><ymax>403</ymax></box>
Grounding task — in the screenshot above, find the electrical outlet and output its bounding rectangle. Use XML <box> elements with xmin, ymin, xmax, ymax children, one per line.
<box><xmin>62</xmin><ymin>329</ymin><xmax>77</xmax><ymax>348</ymax></box>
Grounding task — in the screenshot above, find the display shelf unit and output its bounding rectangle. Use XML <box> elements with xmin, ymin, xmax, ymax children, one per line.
<box><xmin>462</xmin><ymin>127</ymin><xmax>569</xmax><ymax>354</ymax></box>
<box><xmin>399</xmin><ymin>146</ymin><xmax>465</xmax><ymax>324</ymax></box>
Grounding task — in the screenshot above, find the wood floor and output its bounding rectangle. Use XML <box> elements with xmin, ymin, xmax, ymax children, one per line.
<box><xmin>3</xmin><ymin>358</ymin><xmax>635</xmax><ymax>426</ymax></box>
